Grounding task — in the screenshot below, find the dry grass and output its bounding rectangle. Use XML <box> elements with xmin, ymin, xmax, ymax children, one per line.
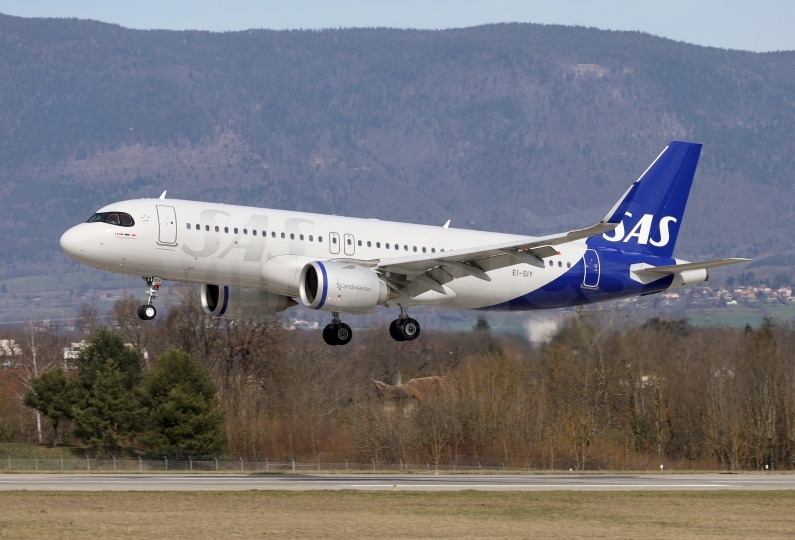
<box><xmin>0</xmin><ymin>491</ymin><xmax>793</xmax><ymax>539</ymax></box>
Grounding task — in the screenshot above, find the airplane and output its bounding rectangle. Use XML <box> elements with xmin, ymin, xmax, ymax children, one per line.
<box><xmin>60</xmin><ymin>141</ymin><xmax>748</xmax><ymax>346</ymax></box>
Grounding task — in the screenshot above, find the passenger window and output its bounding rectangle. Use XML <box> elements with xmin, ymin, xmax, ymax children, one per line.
<box><xmin>422</xmin><ymin>247</ymin><xmax>426</xmax><ymax>253</ymax></box>
<box><xmin>567</xmin><ymin>262</ymin><xmax>571</xmax><ymax>268</ymax></box>
<box><xmin>318</xmin><ymin>236</ymin><xmax>323</xmax><ymax>242</ymax></box>
<box><xmin>431</xmin><ymin>248</ymin><xmax>435</xmax><ymax>253</ymax></box>
<box><xmin>234</xmin><ymin>228</ymin><xmax>238</xmax><ymax>234</ymax></box>
<box><xmin>405</xmin><ymin>245</ymin><xmax>408</xmax><ymax>251</ymax></box>
<box><xmin>347</xmin><ymin>238</ymin><xmax>352</xmax><ymax>245</ymax></box>
<box><xmin>376</xmin><ymin>242</ymin><xmax>380</xmax><ymax>248</ymax></box>
<box><xmin>290</xmin><ymin>233</ymin><xmax>294</xmax><ymax>240</ymax></box>
<box><xmin>186</xmin><ymin>223</ymin><xmax>191</xmax><ymax>229</ymax></box>
<box><xmin>367</xmin><ymin>241</ymin><xmax>371</xmax><ymax>247</ymax></box>
<box><xmin>309</xmin><ymin>235</ymin><xmax>313</xmax><ymax>241</ymax></box>
<box><xmin>272</xmin><ymin>232</ymin><xmax>276</xmax><ymax>238</ymax></box>
<box><xmin>244</xmin><ymin>229</ymin><xmax>248</xmax><ymax>235</ymax></box>
<box><xmin>548</xmin><ymin>260</ymin><xmax>553</xmax><ymax>267</ymax></box>
<box><xmin>205</xmin><ymin>225</ymin><xmax>210</xmax><ymax>232</ymax></box>
<box><xmin>300</xmin><ymin>234</ymin><xmax>304</xmax><ymax>240</ymax></box>
<box><xmin>224</xmin><ymin>227</ymin><xmax>229</xmax><ymax>233</ymax></box>
<box><xmin>252</xmin><ymin>230</ymin><xmax>257</xmax><ymax>236</ymax></box>
<box><xmin>396</xmin><ymin>245</ymin><xmax>400</xmax><ymax>250</ymax></box>
<box><xmin>332</xmin><ymin>237</ymin><xmax>337</xmax><ymax>244</ymax></box>
<box><xmin>558</xmin><ymin>261</ymin><xmax>562</xmax><ymax>267</ymax></box>
<box><xmin>215</xmin><ymin>226</ymin><xmax>219</xmax><ymax>232</ymax></box>
<box><xmin>195</xmin><ymin>224</ymin><xmax>200</xmax><ymax>230</ymax></box>
<box><xmin>386</xmin><ymin>243</ymin><xmax>390</xmax><ymax>249</ymax></box>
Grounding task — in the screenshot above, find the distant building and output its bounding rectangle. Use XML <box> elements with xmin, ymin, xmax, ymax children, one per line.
<box><xmin>63</xmin><ymin>340</ymin><xmax>148</xmax><ymax>369</ymax></box>
<box><xmin>372</xmin><ymin>375</ymin><xmax>447</xmax><ymax>402</ymax></box>
<box><xmin>0</xmin><ymin>339</ymin><xmax>22</xmax><ymax>369</ymax></box>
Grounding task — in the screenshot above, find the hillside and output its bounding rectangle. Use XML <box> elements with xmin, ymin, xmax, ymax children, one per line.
<box><xmin>1</xmin><ymin>14</ymin><xmax>794</xmax><ymax>280</ymax></box>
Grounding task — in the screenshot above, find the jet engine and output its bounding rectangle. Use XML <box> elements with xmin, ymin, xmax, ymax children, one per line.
<box><xmin>299</xmin><ymin>261</ymin><xmax>390</xmax><ymax>314</ymax></box>
<box><xmin>201</xmin><ymin>284</ymin><xmax>296</xmax><ymax>321</ymax></box>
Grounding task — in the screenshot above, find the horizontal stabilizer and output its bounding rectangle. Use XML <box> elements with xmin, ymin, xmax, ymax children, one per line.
<box><xmin>632</xmin><ymin>258</ymin><xmax>750</xmax><ymax>278</ymax></box>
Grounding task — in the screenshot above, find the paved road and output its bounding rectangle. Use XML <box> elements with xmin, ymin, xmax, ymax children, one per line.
<box><xmin>1</xmin><ymin>473</ymin><xmax>795</xmax><ymax>491</ymax></box>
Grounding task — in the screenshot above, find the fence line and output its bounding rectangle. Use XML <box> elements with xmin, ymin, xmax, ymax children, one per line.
<box><xmin>1</xmin><ymin>456</ymin><xmax>535</xmax><ymax>473</ymax></box>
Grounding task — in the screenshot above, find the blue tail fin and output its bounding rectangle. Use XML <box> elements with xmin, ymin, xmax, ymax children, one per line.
<box><xmin>587</xmin><ymin>141</ymin><xmax>702</xmax><ymax>258</ymax></box>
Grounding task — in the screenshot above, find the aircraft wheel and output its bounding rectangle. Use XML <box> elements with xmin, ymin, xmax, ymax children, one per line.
<box><xmin>335</xmin><ymin>323</ymin><xmax>353</xmax><ymax>346</ymax></box>
<box><xmin>399</xmin><ymin>318</ymin><xmax>420</xmax><ymax>341</ymax></box>
<box><xmin>138</xmin><ymin>305</ymin><xmax>156</xmax><ymax>321</ymax></box>
<box><xmin>389</xmin><ymin>319</ymin><xmax>405</xmax><ymax>342</ymax></box>
<box><xmin>322</xmin><ymin>324</ymin><xmax>337</xmax><ymax>345</ymax></box>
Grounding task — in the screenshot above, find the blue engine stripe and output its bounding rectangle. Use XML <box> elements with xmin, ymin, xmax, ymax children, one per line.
<box><xmin>218</xmin><ymin>285</ymin><xmax>229</xmax><ymax>316</ymax></box>
<box><xmin>316</xmin><ymin>262</ymin><xmax>329</xmax><ymax>309</ymax></box>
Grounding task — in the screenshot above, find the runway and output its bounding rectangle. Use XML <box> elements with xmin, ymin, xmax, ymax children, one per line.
<box><xmin>1</xmin><ymin>473</ymin><xmax>795</xmax><ymax>491</ymax></box>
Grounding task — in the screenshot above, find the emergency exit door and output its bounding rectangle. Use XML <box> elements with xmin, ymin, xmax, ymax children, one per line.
<box><xmin>343</xmin><ymin>233</ymin><xmax>355</xmax><ymax>256</ymax></box>
<box><xmin>329</xmin><ymin>232</ymin><xmax>340</xmax><ymax>254</ymax></box>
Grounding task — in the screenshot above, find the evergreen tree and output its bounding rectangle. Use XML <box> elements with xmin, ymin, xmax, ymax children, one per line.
<box><xmin>72</xmin><ymin>359</ymin><xmax>145</xmax><ymax>454</ymax></box>
<box><xmin>71</xmin><ymin>327</ymin><xmax>146</xmax><ymax>455</ymax></box>
<box><xmin>23</xmin><ymin>367</ymin><xmax>75</xmax><ymax>447</ymax></box>
<box><xmin>75</xmin><ymin>327</ymin><xmax>144</xmax><ymax>391</ymax></box>
<box><xmin>141</xmin><ymin>349</ymin><xmax>225</xmax><ymax>457</ymax></box>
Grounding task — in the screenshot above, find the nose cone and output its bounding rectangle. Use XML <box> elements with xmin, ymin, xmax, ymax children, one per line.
<box><xmin>60</xmin><ymin>225</ymin><xmax>86</xmax><ymax>261</ymax></box>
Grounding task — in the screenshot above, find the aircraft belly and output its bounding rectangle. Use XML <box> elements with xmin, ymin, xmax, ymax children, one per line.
<box><xmin>440</xmin><ymin>264</ymin><xmax>569</xmax><ymax>310</ymax></box>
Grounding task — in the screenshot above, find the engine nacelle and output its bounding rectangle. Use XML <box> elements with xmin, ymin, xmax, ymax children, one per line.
<box><xmin>201</xmin><ymin>284</ymin><xmax>296</xmax><ymax>321</ymax></box>
<box><xmin>299</xmin><ymin>261</ymin><xmax>389</xmax><ymax>314</ymax></box>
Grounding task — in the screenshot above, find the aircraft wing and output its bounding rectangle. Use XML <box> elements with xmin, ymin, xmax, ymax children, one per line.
<box><xmin>371</xmin><ymin>177</ymin><xmax>638</xmax><ymax>279</ymax></box>
<box><xmin>374</xmin><ymin>221</ymin><xmax>617</xmax><ymax>278</ymax></box>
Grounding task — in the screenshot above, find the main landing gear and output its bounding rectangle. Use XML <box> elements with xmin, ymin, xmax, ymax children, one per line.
<box><xmin>389</xmin><ymin>306</ymin><xmax>420</xmax><ymax>342</ymax></box>
<box><xmin>320</xmin><ymin>308</ymin><xmax>421</xmax><ymax>346</ymax></box>
<box><xmin>323</xmin><ymin>312</ymin><xmax>353</xmax><ymax>346</ymax></box>
<box><xmin>137</xmin><ymin>277</ymin><xmax>161</xmax><ymax>321</ymax></box>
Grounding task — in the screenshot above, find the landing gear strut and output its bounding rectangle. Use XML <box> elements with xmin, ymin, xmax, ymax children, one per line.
<box><xmin>389</xmin><ymin>306</ymin><xmax>420</xmax><ymax>342</ymax></box>
<box><xmin>137</xmin><ymin>277</ymin><xmax>161</xmax><ymax>321</ymax></box>
<box><xmin>323</xmin><ymin>312</ymin><xmax>352</xmax><ymax>346</ymax></box>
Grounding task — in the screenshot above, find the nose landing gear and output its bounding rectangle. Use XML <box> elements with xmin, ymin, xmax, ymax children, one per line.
<box><xmin>323</xmin><ymin>312</ymin><xmax>352</xmax><ymax>346</ymax></box>
<box><xmin>137</xmin><ymin>277</ymin><xmax>161</xmax><ymax>321</ymax></box>
<box><xmin>389</xmin><ymin>306</ymin><xmax>420</xmax><ymax>342</ymax></box>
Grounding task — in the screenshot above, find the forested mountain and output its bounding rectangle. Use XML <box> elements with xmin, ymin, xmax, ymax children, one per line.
<box><xmin>1</xmin><ymin>14</ymin><xmax>794</xmax><ymax>278</ymax></box>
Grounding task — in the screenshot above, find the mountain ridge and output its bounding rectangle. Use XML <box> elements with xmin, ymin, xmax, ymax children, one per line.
<box><xmin>1</xmin><ymin>14</ymin><xmax>794</xmax><ymax>278</ymax></box>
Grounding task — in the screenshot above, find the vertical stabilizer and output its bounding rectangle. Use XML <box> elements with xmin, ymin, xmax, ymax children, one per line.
<box><xmin>587</xmin><ymin>141</ymin><xmax>701</xmax><ymax>258</ymax></box>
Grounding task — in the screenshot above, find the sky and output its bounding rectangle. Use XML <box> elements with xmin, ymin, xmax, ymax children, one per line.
<box><xmin>0</xmin><ymin>0</ymin><xmax>793</xmax><ymax>53</ymax></box>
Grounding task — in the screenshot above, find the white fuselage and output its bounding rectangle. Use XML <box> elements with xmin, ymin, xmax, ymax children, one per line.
<box><xmin>60</xmin><ymin>198</ymin><xmax>586</xmax><ymax>310</ymax></box>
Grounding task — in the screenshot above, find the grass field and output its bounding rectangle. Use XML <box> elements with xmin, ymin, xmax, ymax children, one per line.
<box><xmin>0</xmin><ymin>491</ymin><xmax>793</xmax><ymax>539</ymax></box>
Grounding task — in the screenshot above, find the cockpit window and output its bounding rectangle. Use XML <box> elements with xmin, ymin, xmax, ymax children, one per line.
<box><xmin>86</xmin><ymin>212</ymin><xmax>135</xmax><ymax>227</ymax></box>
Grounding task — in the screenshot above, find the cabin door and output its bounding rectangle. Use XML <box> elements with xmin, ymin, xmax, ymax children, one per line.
<box><xmin>156</xmin><ymin>205</ymin><xmax>177</xmax><ymax>245</ymax></box>
<box><xmin>582</xmin><ymin>249</ymin><xmax>600</xmax><ymax>288</ymax></box>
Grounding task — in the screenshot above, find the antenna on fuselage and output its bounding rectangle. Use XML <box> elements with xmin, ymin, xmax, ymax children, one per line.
<box><xmin>159</xmin><ymin>191</ymin><xmax>167</xmax><ymax>199</ymax></box>
<box><xmin>443</xmin><ymin>220</ymin><xmax>450</xmax><ymax>228</ymax></box>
